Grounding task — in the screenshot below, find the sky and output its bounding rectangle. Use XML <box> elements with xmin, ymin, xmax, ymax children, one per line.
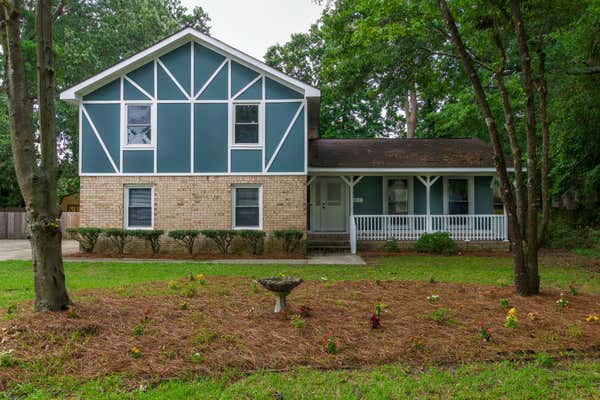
<box><xmin>181</xmin><ymin>0</ymin><xmax>324</xmax><ymax>60</ymax></box>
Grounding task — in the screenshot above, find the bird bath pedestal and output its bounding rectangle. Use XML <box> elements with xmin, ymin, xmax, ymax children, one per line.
<box><xmin>258</xmin><ymin>277</ymin><xmax>303</xmax><ymax>313</ymax></box>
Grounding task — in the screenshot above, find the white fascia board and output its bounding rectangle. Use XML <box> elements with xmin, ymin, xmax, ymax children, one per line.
<box><xmin>60</xmin><ymin>28</ymin><xmax>320</xmax><ymax>104</ymax></box>
<box><xmin>308</xmin><ymin>167</ymin><xmax>517</xmax><ymax>174</ymax></box>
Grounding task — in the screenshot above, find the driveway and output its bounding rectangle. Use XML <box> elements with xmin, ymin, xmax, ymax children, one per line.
<box><xmin>0</xmin><ymin>240</ymin><xmax>79</xmax><ymax>261</ymax></box>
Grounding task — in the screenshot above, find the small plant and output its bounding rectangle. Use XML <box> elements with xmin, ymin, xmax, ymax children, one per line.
<box><xmin>238</xmin><ymin>230</ymin><xmax>266</xmax><ymax>255</ymax></box>
<box><xmin>496</xmin><ymin>278</ymin><xmax>509</xmax><ymax>287</ymax></box>
<box><xmin>190</xmin><ymin>352</ymin><xmax>203</xmax><ymax>364</ymax></box>
<box><xmin>426</xmin><ymin>294</ymin><xmax>440</xmax><ymax>303</ymax></box>
<box><xmin>0</xmin><ymin>351</ymin><xmax>16</xmax><ymax>368</ymax></box>
<box><xmin>425</xmin><ymin>307</ymin><xmax>448</xmax><ymax>323</ymax></box>
<box><xmin>408</xmin><ymin>336</ymin><xmax>425</xmax><ymax>351</ymax></box>
<box><xmin>168</xmin><ymin>230</ymin><xmax>200</xmax><ymax>255</ymax></box>
<box><xmin>566</xmin><ymin>323</ymin><xmax>582</xmax><ymax>337</ymax></box>
<box><xmin>179</xmin><ymin>301</ymin><xmax>188</xmax><ymax>310</ymax></box>
<box><xmin>168</xmin><ymin>280</ymin><xmax>178</xmax><ymax>291</ymax></box>
<box><xmin>290</xmin><ymin>314</ymin><xmax>305</xmax><ymax>329</ymax></box>
<box><xmin>375</xmin><ymin>279</ymin><xmax>381</xmax><ymax>286</ymax></box>
<box><xmin>382</xmin><ymin>239</ymin><xmax>399</xmax><ymax>252</ymax></box>
<box><xmin>478</xmin><ymin>322</ymin><xmax>491</xmax><ymax>341</ymax></box>
<box><xmin>567</xmin><ymin>283</ymin><xmax>578</xmax><ymax>296</ymax></box>
<box><xmin>429</xmin><ymin>277</ymin><xmax>436</xmax><ymax>284</ymax></box>
<box><xmin>374</xmin><ymin>303</ymin><xmax>382</xmax><ymax>317</ymax></box>
<box><xmin>6</xmin><ymin>304</ymin><xmax>16</xmax><ymax>315</ymax></box>
<box><xmin>200</xmin><ymin>230</ymin><xmax>237</xmax><ymax>254</ymax></box>
<box><xmin>102</xmin><ymin>228</ymin><xmax>132</xmax><ymax>254</ymax></box>
<box><xmin>556</xmin><ymin>293</ymin><xmax>569</xmax><ymax>308</ymax></box>
<box><xmin>325</xmin><ymin>332</ymin><xmax>337</xmax><ymax>354</ymax></box>
<box><xmin>499</xmin><ymin>298</ymin><xmax>510</xmax><ymax>309</ymax></box>
<box><xmin>298</xmin><ymin>305</ymin><xmax>312</xmax><ymax>318</ymax></box>
<box><xmin>182</xmin><ymin>284</ymin><xmax>198</xmax><ymax>298</ymax></box>
<box><xmin>272</xmin><ymin>230</ymin><xmax>304</xmax><ymax>253</ymax></box>
<box><xmin>534</xmin><ymin>352</ymin><xmax>554</xmax><ymax>368</ymax></box>
<box><xmin>527</xmin><ymin>312</ymin><xmax>538</xmax><ymax>321</ymax></box>
<box><xmin>414</xmin><ymin>232</ymin><xmax>457</xmax><ymax>255</ymax></box>
<box><xmin>504</xmin><ymin>307</ymin><xmax>517</xmax><ymax>328</ymax></box>
<box><xmin>67</xmin><ymin>227</ymin><xmax>102</xmax><ymax>253</ymax></box>
<box><xmin>133</xmin><ymin>323</ymin><xmax>145</xmax><ymax>337</ymax></box>
<box><xmin>195</xmin><ymin>274</ymin><xmax>206</xmax><ymax>285</ymax></box>
<box><xmin>191</xmin><ymin>328</ymin><xmax>218</xmax><ymax>345</ymax></box>
<box><xmin>250</xmin><ymin>280</ymin><xmax>258</xmax><ymax>293</ymax></box>
<box><xmin>129</xmin><ymin>346</ymin><xmax>142</xmax><ymax>359</ymax></box>
<box><xmin>585</xmin><ymin>315</ymin><xmax>599</xmax><ymax>322</ymax></box>
<box><xmin>66</xmin><ymin>306</ymin><xmax>78</xmax><ymax>319</ymax></box>
<box><xmin>370</xmin><ymin>313</ymin><xmax>381</xmax><ymax>329</ymax></box>
<box><xmin>128</xmin><ymin>230</ymin><xmax>164</xmax><ymax>254</ymax></box>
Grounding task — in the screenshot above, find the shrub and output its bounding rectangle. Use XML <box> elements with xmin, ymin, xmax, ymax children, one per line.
<box><xmin>201</xmin><ymin>230</ymin><xmax>237</xmax><ymax>254</ymax></box>
<box><xmin>414</xmin><ymin>232</ymin><xmax>457</xmax><ymax>255</ymax></box>
<box><xmin>168</xmin><ymin>230</ymin><xmax>200</xmax><ymax>255</ymax></box>
<box><xmin>128</xmin><ymin>230</ymin><xmax>164</xmax><ymax>254</ymax></box>
<box><xmin>238</xmin><ymin>230</ymin><xmax>266</xmax><ymax>255</ymax></box>
<box><xmin>425</xmin><ymin>307</ymin><xmax>449</xmax><ymax>323</ymax></box>
<box><xmin>272</xmin><ymin>229</ymin><xmax>304</xmax><ymax>253</ymax></box>
<box><xmin>67</xmin><ymin>227</ymin><xmax>102</xmax><ymax>253</ymax></box>
<box><xmin>382</xmin><ymin>239</ymin><xmax>400</xmax><ymax>252</ymax></box>
<box><xmin>102</xmin><ymin>228</ymin><xmax>131</xmax><ymax>254</ymax></box>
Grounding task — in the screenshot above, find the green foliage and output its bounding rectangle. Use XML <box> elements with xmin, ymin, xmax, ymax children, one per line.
<box><xmin>200</xmin><ymin>230</ymin><xmax>237</xmax><ymax>254</ymax></box>
<box><xmin>0</xmin><ymin>351</ymin><xmax>16</xmax><ymax>368</ymax></box>
<box><xmin>128</xmin><ymin>230</ymin><xmax>164</xmax><ymax>254</ymax></box>
<box><xmin>102</xmin><ymin>228</ymin><xmax>131</xmax><ymax>254</ymax></box>
<box><xmin>424</xmin><ymin>307</ymin><xmax>449</xmax><ymax>323</ymax></box>
<box><xmin>167</xmin><ymin>230</ymin><xmax>200</xmax><ymax>255</ymax></box>
<box><xmin>382</xmin><ymin>239</ymin><xmax>400</xmax><ymax>252</ymax></box>
<box><xmin>499</xmin><ymin>299</ymin><xmax>510</xmax><ymax>309</ymax></box>
<box><xmin>272</xmin><ymin>230</ymin><xmax>304</xmax><ymax>253</ymax></box>
<box><xmin>66</xmin><ymin>227</ymin><xmax>102</xmax><ymax>253</ymax></box>
<box><xmin>414</xmin><ymin>232</ymin><xmax>457</xmax><ymax>255</ymax></box>
<box><xmin>290</xmin><ymin>314</ymin><xmax>306</xmax><ymax>329</ymax></box>
<box><xmin>237</xmin><ymin>230</ymin><xmax>266</xmax><ymax>255</ymax></box>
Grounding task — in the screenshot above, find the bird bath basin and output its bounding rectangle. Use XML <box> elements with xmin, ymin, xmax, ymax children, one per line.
<box><xmin>258</xmin><ymin>277</ymin><xmax>303</xmax><ymax>313</ymax></box>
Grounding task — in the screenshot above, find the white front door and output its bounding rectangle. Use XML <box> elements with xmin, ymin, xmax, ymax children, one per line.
<box><xmin>310</xmin><ymin>178</ymin><xmax>347</xmax><ymax>232</ymax></box>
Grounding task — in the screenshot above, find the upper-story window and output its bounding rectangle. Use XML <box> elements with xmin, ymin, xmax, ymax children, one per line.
<box><xmin>234</xmin><ymin>104</ymin><xmax>259</xmax><ymax>145</ymax></box>
<box><xmin>126</xmin><ymin>105</ymin><xmax>152</xmax><ymax>146</ymax></box>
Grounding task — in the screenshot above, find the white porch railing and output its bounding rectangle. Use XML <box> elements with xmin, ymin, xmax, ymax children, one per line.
<box><xmin>350</xmin><ymin>214</ymin><xmax>507</xmax><ymax>254</ymax></box>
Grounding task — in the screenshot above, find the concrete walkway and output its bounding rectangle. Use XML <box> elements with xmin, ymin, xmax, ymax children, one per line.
<box><xmin>0</xmin><ymin>240</ymin><xmax>79</xmax><ymax>261</ymax></box>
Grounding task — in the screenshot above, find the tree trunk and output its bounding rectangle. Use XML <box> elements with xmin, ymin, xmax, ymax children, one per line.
<box><xmin>406</xmin><ymin>87</ymin><xmax>417</xmax><ymax>138</ymax></box>
<box><xmin>510</xmin><ymin>0</ymin><xmax>540</xmax><ymax>293</ymax></box>
<box><xmin>537</xmin><ymin>47</ymin><xmax>550</xmax><ymax>243</ymax></box>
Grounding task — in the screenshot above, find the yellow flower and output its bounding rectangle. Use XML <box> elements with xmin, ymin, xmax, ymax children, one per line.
<box><xmin>131</xmin><ymin>346</ymin><xmax>139</xmax><ymax>354</ymax></box>
<box><xmin>585</xmin><ymin>315</ymin><xmax>599</xmax><ymax>322</ymax></box>
<box><xmin>508</xmin><ymin>308</ymin><xmax>516</xmax><ymax>316</ymax></box>
<box><xmin>527</xmin><ymin>312</ymin><xmax>537</xmax><ymax>321</ymax></box>
<box><xmin>196</xmin><ymin>274</ymin><xmax>204</xmax><ymax>281</ymax></box>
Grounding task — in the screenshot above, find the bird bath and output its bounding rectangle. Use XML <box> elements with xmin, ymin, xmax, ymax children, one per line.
<box><xmin>258</xmin><ymin>277</ymin><xmax>303</xmax><ymax>313</ymax></box>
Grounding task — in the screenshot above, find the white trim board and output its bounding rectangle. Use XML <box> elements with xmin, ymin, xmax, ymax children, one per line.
<box><xmin>308</xmin><ymin>168</ymin><xmax>514</xmax><ymax>174</ymax></box>
<box><xmin>60</xmin><ymin>28</ymin><xmax>320</xmax><ymax>103</ymax></box>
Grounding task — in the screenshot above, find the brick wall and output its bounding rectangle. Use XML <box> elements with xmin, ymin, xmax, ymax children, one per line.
<box><xmin>79</xmin><ymin>176</ymin><xmax>307</xmax><ymax>233</ymax></box>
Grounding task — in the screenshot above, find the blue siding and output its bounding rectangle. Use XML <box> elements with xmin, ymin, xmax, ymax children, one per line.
<box><xmin>160</xmin><ymin>44</ymin><xmax>191</xmax><ymax>96</ymax></box>
<box><xmin>81</xmin><ymin>115</ymin><xmax>114</xmax><ymax>173</ymax></box>
<box><xmin>84</xmin><ymin>104</ymin><xmax>120</xmax><ymax>171</ymax></box>
<box><xmin>198</xmin><ymin>65</ymin><xmax>228</xmax><ymax>100</ymax></box>
<box><xmin>195</xmin><ymin>103</ymin><xmax>228</xmax><ymax>172</ymax></box>
<box><xmin>127</xmin><ymin>61</ymin><xmax>154</xmax><ymax>96</ymax></box>
<box><xmin>157</xmin><ymin>64</ymin><xmax>187</xmax><ymax>100</ymax></box>
<box><xmin>268</xmin><ymin>109</ymin><xmax>305</xmax><ymax>172</ymax></box>
<box><xmin>265</xmin><ymin>78</ymin><xmax>303</xmax><ymax>99</ymax></box>
<box><xmin>354</xmin><ymin>177</ymin><xmax>383</xmax><ymax>214</ymax></box>
<box><xmin>194</xmin><ymin>43</ymin><xmax>226</xmax><ymax>95</ymax></box>
<box><xmin>430</xmin><ymin>179</ymin><xmax>443</xmax><ymax>214</ymax></box>
<box><xmin>123</xmin><ymin>79</ymin><xmax>150</xmax><ymax>100</ymax></box>
<box><xmin>157</xmin><ymin>104</ymin><xmax>190</xmax><ymax>172</ymax></box>
<box><xmin>265</xmin><ymin>103</ymin><xmax>300</xmax><ymax>162</ymax></box>
<box><xmin>123</xmin><ymin>150</ymin><xmax>154</xmax><ymax>173</ymax></box>
<box><xmin>475</xmin><ymin>176</ymin><xmax>493</xmax><ymax>214</ymax></box>
<box><xmin>414</xmin><ymin>179</ymin><xmax>426</xmax><ymax>214</ymax></box>
<box><xmin>231</xmin><ymin>150</ymin><xmax>262</xmax><ymax>172</ymax></box>
<box><xmin>236</xmin><ymin>79</ymin><xmax>262</xmax><ymax>100</ymax></box>
<box><xmin>231</xmin><ymin>61</ymin><xmax>259</xmax><ymax>96</ymax></box>
<box><xmin>83</xmin><ymin>79</ymin><xmax>120</xmax><ymax>101</ymax></box>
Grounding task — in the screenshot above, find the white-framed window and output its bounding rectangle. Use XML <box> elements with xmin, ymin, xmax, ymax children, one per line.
<box><xmin>124</xmin><ymin>186</ymin><xmax>154</xmax><ymax>229</ymax></box>
<box><xmin>233</xmin><ymin>103</ymin><xmax>260</xmax><ymax>146</ymax></box>
<box><xmin>443</xmin><ymin>176</ymin><xmax>475</xmax><ymax>215</ymax></box>
<box><xmin>125</xmin><ymin>104</ymin><xmax>153</xmax><ymax>147</ymax></box>
<box><xmin>383</xmin><ymin>176</ymin><xmax>414</xmax><ymax>215</ymax></box>
<box><xmin>232</xmin><ymin>185</ymin><xmax>262</xmax><ymax>229</ymax></box>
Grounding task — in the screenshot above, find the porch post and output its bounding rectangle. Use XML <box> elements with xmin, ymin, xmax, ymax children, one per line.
<box><xmin>426</xmin><ymin>176</ymin><xmax>432</xmax><ymax>233</ymax></box>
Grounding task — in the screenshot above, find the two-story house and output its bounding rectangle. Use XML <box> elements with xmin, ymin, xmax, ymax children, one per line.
<box><xmin>61</xmin><ymin>28</ymin><xmax>511</xmax><ymax>253</ymax></box>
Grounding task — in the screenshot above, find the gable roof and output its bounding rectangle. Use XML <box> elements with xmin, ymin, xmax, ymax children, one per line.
<box><xmin>60</xmin><ymin>28</ymin><xmax>320</xmax><ymax>104</ymax></box>
<box><xmin>308</xmin><ymin>138</ymin><xmax>514</xmax><ymax>171</ymax></box>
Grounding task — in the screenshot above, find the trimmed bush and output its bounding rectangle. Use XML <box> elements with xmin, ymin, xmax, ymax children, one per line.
<box><xmin>238</xmin><ymin>230</ymin><xmax>266</xmax><ymax>255</ymax></box>
<box><xmin>414</xmin><ymin>232</ymin><xmax>457</xmax><ymax>255</ymax></box>
<box><xmin>168</xmin><ymin>230</ymin><xmax>200</xmax><ymax>255</ymax></box>
<box><xmin>272</xmin><ymin>230</ymin><xmax>304</xmax><ymax>253</ymax></box>
<box><xmin>102</xmin><ymin>228</ymin><xmax>131</xmax><ymax>254</ymax></box>
<box><xmin>382</xmin><ymin>239</ymin><xmax>400</xmax><ymax>252</ymax></box>
<box><xmin>66</xmin><ymin>227</ymin><xmax>102</xmax><ymax>253</ymax></box>
<box><xmin>200</xmin><ymin>230</ymin><xmax>237</xmax><ymax>254</ymax></box>
<box><xmin>129</xmin><ymin>230</ymin><xmax>164</xmax><ymax>254</ymax></box>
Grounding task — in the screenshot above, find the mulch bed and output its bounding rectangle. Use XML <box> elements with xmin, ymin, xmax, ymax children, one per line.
<box><xmin>67</xmin><ymin>252</ymin><xmax>307</xmax><ymax>260</ymax></box>
<box><xmin>1</xmin><ymin>277</ymin><xmax>600</xmax><ymax>387</ymax></box>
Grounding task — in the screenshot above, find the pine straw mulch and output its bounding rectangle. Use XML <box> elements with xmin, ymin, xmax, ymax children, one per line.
<box><xmin>1</xmin><ymin>277</ymin><xmax>600</xmax><ymax>387</ymax></box>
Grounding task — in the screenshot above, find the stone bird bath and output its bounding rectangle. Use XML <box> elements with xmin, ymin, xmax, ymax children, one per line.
<box><xmin>258</xmin><ymin>277</ymin><xmax>303</xmax><ymax>313</ymax></box>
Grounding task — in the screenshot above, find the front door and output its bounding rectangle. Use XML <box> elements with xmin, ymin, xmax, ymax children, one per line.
<box><xmin>310</xmin><ymin>178</ymin><xmax>347</xmax><ymax>232</ymax></box>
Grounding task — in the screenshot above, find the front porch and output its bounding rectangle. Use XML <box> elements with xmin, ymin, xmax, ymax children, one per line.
<box><xmin>307</xmin><ymin>174</ymin><xmax>508</xmax><ymax>254</ymax></box>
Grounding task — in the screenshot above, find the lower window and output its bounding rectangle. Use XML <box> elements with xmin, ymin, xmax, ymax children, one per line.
<box><xmin>448</xmin><ymin>179</ymin><xmax>469</xmax><ymax>215</ymax></box>
<box><xmin>125</xmin><ymin>186</ymin><xmax>153</xmax><ymax>228</ymax></box>
<box><xmin>233</xmin><ymin>186</ymin><xmax>261</xmax><ymax>229</ymax></box>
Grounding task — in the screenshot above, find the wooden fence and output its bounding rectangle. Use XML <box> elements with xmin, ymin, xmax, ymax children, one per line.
<box><xmin>0</xmin><ymin>211</ymin><xmax>79</xmax><ymax>239</ymax></box>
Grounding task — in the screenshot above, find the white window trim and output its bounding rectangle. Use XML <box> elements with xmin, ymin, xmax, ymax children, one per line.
<box><xmin>122</xmin><ymin>103</ymin><xmax>156</xmax><ymax>149</ymax></box>
<box><xmin>231</xmin><ymin>102</ymin><xmax>262</xmax><ymax>148</ymax></box>
<box><xmin>443</xmin><ymin>176</ymin><xmax>475</xmax><ymax>215</ymax></box>
<box><xmin>124</xmin><ymin>185</ymin><xmax>154</xmax><ymax>229</ymax></box>
<box><xmin>382</xmin><ymin>176</ymin><xmax>414</xmax><ymax>215</ymax></box>
<box><xmin>231</xmin><ymin>184</ymin><xmax>263</xmax><ymax>230</ymax></box>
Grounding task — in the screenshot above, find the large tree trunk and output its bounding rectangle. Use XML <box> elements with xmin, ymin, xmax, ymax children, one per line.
<box><xmin>1</xmin><ymin>0</ymin><xmax>70</xmax><ymax>311</ymax></box>
<box><xmin>537</xmin><ymin>47</ymin><xmax>550</xmax><ymax>243</ymax></box>
<box><xmin>406</xmin><ymin>87</ymin><xmax>418</xmax><ymax>138</ymax></box>
<box><xmin>437</xmin><ymin>0</ymin><xmax>535</xmax><ymax>295</ymax></box>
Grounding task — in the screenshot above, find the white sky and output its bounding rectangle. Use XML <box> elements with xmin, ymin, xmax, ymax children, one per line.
<box><xmin>181</xmin><ymin>0</ymin><xmax>324</xmax><ymax>60</ymax></box>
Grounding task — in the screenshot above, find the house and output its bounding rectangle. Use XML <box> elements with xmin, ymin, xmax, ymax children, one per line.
<box><xmin>60</xmin><ymin>28</ymin><xmax>510</xmax><ymax>253</ymax></box>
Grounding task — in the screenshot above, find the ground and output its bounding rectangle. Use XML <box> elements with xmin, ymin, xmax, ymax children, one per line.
<box><xmin>0</xmin><ymin>252</ymin><xmax>599</xmax><ymax>399</ymax></box>
<box><xmin>0</xmin><ymin>240</ymin><xmax>79</xmax><ymax>261</ymax></box>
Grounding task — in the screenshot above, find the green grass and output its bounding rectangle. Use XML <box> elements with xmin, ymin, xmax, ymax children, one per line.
<box><xmin>2</xmin><ymin>361</ymin><xmax>598</xmax><ymax>399</ymax></box>
<box><xmin>1</xmin><ymin>255</ymin><xmax>599</xmax><ymax>308</ymax></box>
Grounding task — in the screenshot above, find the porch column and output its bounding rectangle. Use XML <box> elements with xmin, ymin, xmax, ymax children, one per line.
<box><xmin>417</xmin><ymin>176</ymin><xmax>440</xmax><ymax>233</ymax></box>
